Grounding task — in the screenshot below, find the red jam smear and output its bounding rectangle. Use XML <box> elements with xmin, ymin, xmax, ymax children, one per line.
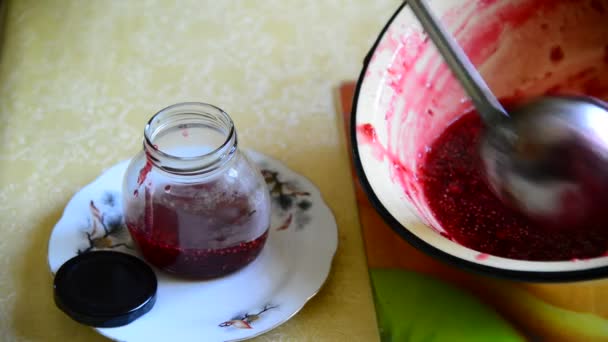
<box><xmin>127</xmin><ymin>184</ymin><xmax>268</xmax><ymax>279</ymax></box>
<box><xmin>129</xmin><ymin>226</ymin><xmax>268</xmax><ymax>279</ymax></box>
<box><xmin>420</xmin><ymin>112</ymin><xmax>608</xmax><ymax>261</ymax></box>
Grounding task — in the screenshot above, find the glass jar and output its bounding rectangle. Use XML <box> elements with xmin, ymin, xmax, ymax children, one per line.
<box><xmin>122</xmin><ymin>102</ymin><xmax>271</xmax><ymax>279</ymax></box>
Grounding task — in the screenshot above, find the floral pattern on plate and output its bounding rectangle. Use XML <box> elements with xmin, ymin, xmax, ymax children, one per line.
<box><xmin>219</xmin><ymin>304</ymin><xmax>279</xmax><ymax>330</ymax></box>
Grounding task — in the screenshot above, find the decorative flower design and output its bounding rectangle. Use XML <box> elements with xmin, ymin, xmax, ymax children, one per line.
<box><xmin>276</xmin><ymin>213</ymin><xmax>293</xmax><ymax>231</ymax></box>
<box><xmin>219</xmin><ymin>304</ymin><xmax>279</xmax><ymax>329</ymax></box>
<box><xmin>77</xmin><ymin>192</ymin><xmax>132</xmax><ymax>254</ymax></box>
<box><xmin>262</xmin><ymin>169</ymin><xmax>312</xmax><ymax>231</ymax></box>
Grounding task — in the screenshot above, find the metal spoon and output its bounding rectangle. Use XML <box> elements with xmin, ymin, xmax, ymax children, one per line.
<box><xmin>408</xmin><ymin>0</ymin><xmax>608</xmax><ymax>229</ymax></box>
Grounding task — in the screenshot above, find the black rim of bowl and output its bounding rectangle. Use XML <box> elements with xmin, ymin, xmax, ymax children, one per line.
<box><xmin>350</xmin><ymin>2</ymin><xmax>608</xmax><ymax>283</ymax></box>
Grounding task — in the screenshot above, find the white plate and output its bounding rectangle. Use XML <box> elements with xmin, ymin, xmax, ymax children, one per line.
<box><xmin>48</xmin><ymin>150</ymin><xmax>338</xmax><ymax>342</ymax></box>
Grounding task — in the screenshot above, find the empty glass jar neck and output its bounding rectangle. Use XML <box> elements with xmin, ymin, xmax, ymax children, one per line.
<box><xmin>143</xmin><ymin>102</ymin><xmax>237</xmax><ymax>175</ymax></box>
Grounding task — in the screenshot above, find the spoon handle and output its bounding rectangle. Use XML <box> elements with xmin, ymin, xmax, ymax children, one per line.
<box><xmin>408</xmin><ymin>0</ymin><xmax>509</xmax><ymax>123</ymax></box>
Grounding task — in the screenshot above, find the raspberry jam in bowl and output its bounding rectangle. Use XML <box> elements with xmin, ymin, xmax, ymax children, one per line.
<box><xmin>123</xmin><ymin>103</ymin><xmax>271</xmax><ymax>279</ymax></box>
<box><xmin>353</xmin><ymin>0</ymin><xmax>608</xmax><ymax>281</ymax></box>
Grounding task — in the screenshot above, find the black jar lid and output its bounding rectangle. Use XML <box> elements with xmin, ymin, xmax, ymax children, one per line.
<box><xmin>53</xmin><ymin>251</ymin><xmax>157</xmax><ymax>328</ymax></box>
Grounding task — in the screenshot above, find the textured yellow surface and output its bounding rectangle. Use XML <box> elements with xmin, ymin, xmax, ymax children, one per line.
<box><xmin>0</xmin><ymin>1</ymin><xmax>400</xmax><ymax>341</ymax></box>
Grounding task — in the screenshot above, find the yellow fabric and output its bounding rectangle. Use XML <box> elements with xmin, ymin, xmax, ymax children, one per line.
<box><xmin>0</xmin><ymin>0</ymin><xmax>398</xmax><ymax>340</ymax></box>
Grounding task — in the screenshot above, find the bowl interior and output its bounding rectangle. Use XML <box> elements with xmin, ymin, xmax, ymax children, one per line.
<box><xmin>354</xmin><ymin>0</ymin><xmax>608</xmax><ymax>279</ymax></box>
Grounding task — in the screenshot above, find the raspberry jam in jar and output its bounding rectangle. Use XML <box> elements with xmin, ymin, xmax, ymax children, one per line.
<box><xmin>123</xmin><ymin>103</ymin><xmax>271</xmax><ymax>279</ymax></box>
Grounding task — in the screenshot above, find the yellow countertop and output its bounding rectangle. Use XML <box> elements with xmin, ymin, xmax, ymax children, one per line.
<box><xmin>0</xmin><ymin>0</ymin><xmax>400</xmax><ymax>341</ymax></box>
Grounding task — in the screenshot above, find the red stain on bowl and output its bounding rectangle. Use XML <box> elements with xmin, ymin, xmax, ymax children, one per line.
<box><xmin>357</xmin><ymin>123</ymin><xmax>415</xmax><ymax>201</ymax></box>
<box><xmin>476</xmin><ymin>253</ymin><xmax>490</xmax><ymax>261</ymax></box>
<box><xmin>358</xmin><ymin>0</ymin><xmax>608</xmax><ymax>261</ymax></box>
